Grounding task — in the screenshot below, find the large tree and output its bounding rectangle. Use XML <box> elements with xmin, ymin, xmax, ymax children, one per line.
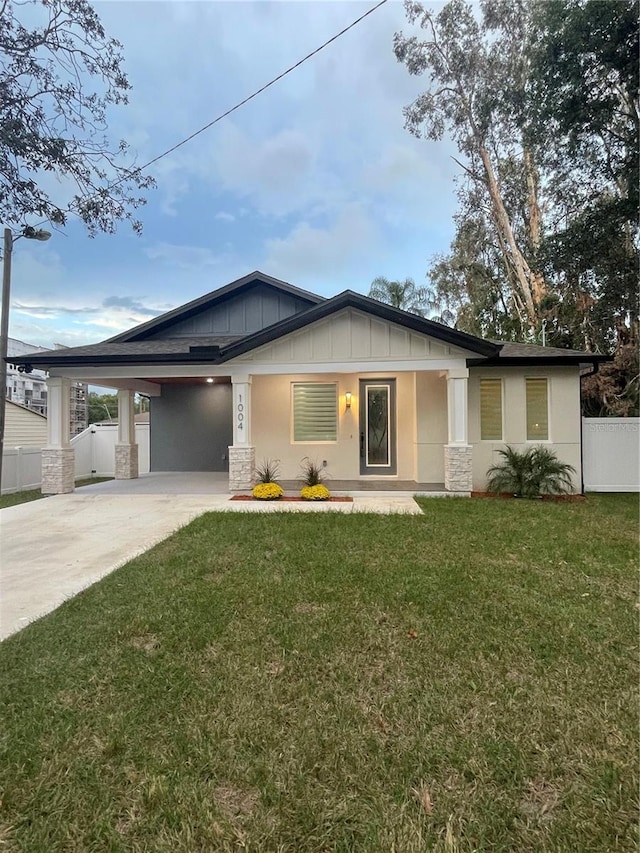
<box><xmin>395</xmin><ymin>0</ymin><xmax>639</xmax><ymax>354</ymax></box>
<box><xmin>529</xmin><ymin>0</ymin><xmax>639</xmax><ymax>350</ymax></box>
<box><xmin>0</xmin><ymin>0</ymin><xmax>153</xmax><ymax>234</ymax></box>
<box><xmin>394</xmin><ymin>0</ymin><xmax>546</xmax><ymax>336</ymax></box>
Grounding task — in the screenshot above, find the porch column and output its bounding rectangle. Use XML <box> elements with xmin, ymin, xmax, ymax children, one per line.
<box><xmin>444</xmin><ymin>368</ymin><xmax>472</xmax><ymax>493</ymax></box>
<box><xmin>42</xmin><ymin>377</ymin><xmax>75</xmax><ymax>494</ymax></box>
<box><xmin>115</xmin><ymin>389</ymin><xmax>138</xmax><ymax>479</ymax></box>
<box><xmin>228</xmin><ymin>374</ymin><xmax>254</xmax><ymax>490</ymax></box>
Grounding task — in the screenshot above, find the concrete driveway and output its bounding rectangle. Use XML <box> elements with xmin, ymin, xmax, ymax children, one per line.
<box><xmin>1</xmin><ymin>482</ymin><xmax>422</xmax><ymax>640</ymax></box>
<box><xmin>1</xmin><ymin>492</ymin><xmax>219</xmax><ymax>641</ymax></box>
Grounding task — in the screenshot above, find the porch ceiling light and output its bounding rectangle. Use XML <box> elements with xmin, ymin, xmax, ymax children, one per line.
<box><xmin>345</xmin><ymin>391</ymin><xmax>352</xmax><ymax>410</ymax></box>
<box><xmin>206</xmin><ymin>377</ymin><xmax>214</xmax><ymax>383</ymax></box>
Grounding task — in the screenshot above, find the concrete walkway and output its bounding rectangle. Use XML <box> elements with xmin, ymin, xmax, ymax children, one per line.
<box><xmin>1</xmin><ymin>487</ymin><xmax>422</xmax><ymax>641</ymax></box>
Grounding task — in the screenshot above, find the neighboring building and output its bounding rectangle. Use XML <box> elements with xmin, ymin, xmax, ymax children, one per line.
<box><xmin>4</xmin><ymin>400</ymin><xmax>48</xmax><ymax>448</ymax></box>
<box><xmin>9</xmin><ymin>271</ymin><xmax>607</xmax><ymax>495</ymax></box>
<box><xmin>6</xmin><ymin>338</ymin><xmax>49</xmax><ymax>415</ymax></box>
<box><xmin>6</xmin><ymin>338</ymin><xmax>88</xmax><ymax>436</ymax></box>
<box><xmin>68</xmin><ymin>380</ymin><xmax>88</xmax><ymax>436</ymax></box>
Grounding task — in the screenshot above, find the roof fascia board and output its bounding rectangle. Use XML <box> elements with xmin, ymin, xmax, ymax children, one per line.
<box><xmin>8</xmin><ymin>352</ymin><xmax>224</xmax><ymax>369</ymax></box>
<box><xmin>467</xmin><ymin>355</ymin><xmax>610</xmax><ymax>367</ymax></box>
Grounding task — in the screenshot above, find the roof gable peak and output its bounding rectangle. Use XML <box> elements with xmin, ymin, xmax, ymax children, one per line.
<box><xmin>106</xmin><ymin>271</ymin><xmax>323</xmax><ymax>343</ymax></box>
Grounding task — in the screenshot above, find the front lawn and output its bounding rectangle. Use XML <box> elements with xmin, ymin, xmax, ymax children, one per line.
<box><xmin>0</xmin><ymin>495</ymin><xmax>637</xmax><ymax>851</ymax></box>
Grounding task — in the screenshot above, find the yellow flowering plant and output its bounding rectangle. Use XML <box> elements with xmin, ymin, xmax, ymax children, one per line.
<box><xmin>300</xmin><ymin>484</ymin><xmax>331</xmax><ymax>501</ymax></box>
<box><xmin>252</xmin><ymin>482</ymin><xmax>284</xmax><ymax>501</ymax></box>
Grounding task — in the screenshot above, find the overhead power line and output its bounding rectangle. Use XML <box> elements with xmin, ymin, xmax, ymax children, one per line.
<box><xmin>113</xmin><ymin>0</ymin><xmax>389</xmax><ymax>189</ymax></box>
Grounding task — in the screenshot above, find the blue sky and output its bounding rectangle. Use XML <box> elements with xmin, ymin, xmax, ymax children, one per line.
<box><xmin>10</xmin><ymin>0</ymin><xmax>458</xmax><ymax>349</ymax></box>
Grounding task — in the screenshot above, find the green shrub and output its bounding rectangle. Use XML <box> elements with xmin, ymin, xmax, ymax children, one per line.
<box><xmin>486</xmin><ymin>445</ymin><xmax>576</xmax><ymax>498</ymax></box>
<box><xmin>299</xmin><ymin>457</ymin><xmax>326</xmax><ymax>487</ymax></box>
<box><xmin>254</xmin><ymin>458</ymin><xmax>281</xmax><ymax>485</ymax></box>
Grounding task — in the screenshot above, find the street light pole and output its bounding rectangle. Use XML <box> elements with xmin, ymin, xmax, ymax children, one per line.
<box><xmin>0</xmin><ymin>226</ymin><xmax>52</xmax><ymax>492</ymax></box>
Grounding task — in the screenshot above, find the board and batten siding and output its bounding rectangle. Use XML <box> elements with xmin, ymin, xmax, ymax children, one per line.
<box><xmin>4</xmin><ymin>401</ymin><xmax>47</xmax><ymax>448</ymax></box>
<box><xmin>236</xmin><ymin>308</ymin><xmax>473</xmax><ymax>364</ymax></box>
<box><xmin>147</xmin><ymin>285</ymin><xmax>311</xmax><ymax>339</ymax></box>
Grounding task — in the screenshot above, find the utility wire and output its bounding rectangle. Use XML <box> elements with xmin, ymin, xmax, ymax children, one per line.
<box><xmin>109</xmin><ymin>0</ymin><xmax>389</xmax><ymax>190</ymax></box>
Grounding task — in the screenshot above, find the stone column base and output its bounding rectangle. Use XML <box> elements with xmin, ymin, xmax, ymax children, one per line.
<box><xmin>228</xmin><ymin>445</ymin><xmax>255</xmax><ymax>491</ymax></box>
<box><xmin>115</xmin><ymin>444</ymin><xmax>139</xmax><ymax>479</ymax></box>
<box><xmin>444</xmin><ymin>444</ymin><xmax>473</xmax><ymax>493</ymax></box>
<box><xmin>42</xmin><ymin>448</ymin><xmax>75</xmax><ymax>495</ymax></box>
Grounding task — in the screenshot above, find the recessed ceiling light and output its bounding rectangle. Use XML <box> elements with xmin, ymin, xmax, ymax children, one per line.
<box><xmin>206</xmin><ymin>377</ymin><xmax>214</xmax><ymax>383</ymax></box>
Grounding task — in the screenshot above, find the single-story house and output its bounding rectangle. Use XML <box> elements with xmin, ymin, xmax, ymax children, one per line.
<box><xmin>8</xmin><ymin>271</ymin><xmax>606</xmax><ymax>495</ymax></box>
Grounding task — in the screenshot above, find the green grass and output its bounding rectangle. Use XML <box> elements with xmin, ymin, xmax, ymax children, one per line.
<box><xmin>0</xmin><ymin>477</ymin><xmax>113</xmax><ymax>509</ymax></box>
<box><xmin>0</xmin><ymin>495</ymin><xmax>637</xmax><ymax>851</ymax></box>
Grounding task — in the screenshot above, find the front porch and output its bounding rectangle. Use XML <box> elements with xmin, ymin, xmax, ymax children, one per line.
<box><xmin>72</xmin><ymin>471</ymin><xmax>453</xmax><ymax>497</ymax></box>
<box><xmin>40</xmin><ymin>367</ymin><xmax>475</xmax><ymax>496</ymax></box>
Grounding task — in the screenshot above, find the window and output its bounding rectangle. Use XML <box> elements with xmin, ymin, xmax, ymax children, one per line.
<box><xmin>526</xmin><ymin>378</ymin><xmax>548</xmax><ymax>440</ymax></box>
<box><xmin>292</xmin><ymin>383</ymin><xmax>337</xmax><ymax>442</ymax></box>
<box><xmin>480</xmin><ymin>378</ymin><xmax>502</xmax><ymax>440</ymax></box>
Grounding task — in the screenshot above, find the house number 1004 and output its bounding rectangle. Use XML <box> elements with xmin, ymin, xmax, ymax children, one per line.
<box><xmin>236</xmin><ymin>394</ymin><xmax>244</xmax><ymax>431</ymax></box>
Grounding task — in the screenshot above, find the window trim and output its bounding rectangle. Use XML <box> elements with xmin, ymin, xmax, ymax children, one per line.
<box><xmin>525</xmin><ymin>377</ymin><xmax>550</xmax><ymax>442</ymax></box>
<box><xmin>479</xmin><ymin>377</ymin><xmax>504</xmax><ymax>441</ymax></box>
<box><xmin>291</xmin><ymin>381</ymin><xmax>338</xmax><ymax>444</ymax></box>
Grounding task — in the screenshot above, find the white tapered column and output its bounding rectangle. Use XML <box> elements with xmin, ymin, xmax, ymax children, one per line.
<box><xmin>444</xmin><ymin>369</ymin><xmax>472</xmax><ymax>492</ymax></box>
<box><xmin>42</xmin><ymin>377</ymin><xmax>75</xmax><ymax>494</ymax></box>
<box><xmin>228</xmin><ymin>375</ymin><xmax>254</xmax><ymax>490</ymax></box>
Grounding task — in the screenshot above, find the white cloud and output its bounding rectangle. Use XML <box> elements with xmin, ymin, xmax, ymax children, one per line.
<box><xmin>264</xmin><ymin>204</ymin><xmax>376</xmax><ymax>280</ymax></box>
<box><xmin>144</xmin><ymin>242</ymin><xmax>226</xmax><ymax>270</ymax></box>
<box><xmin>212</xmin><ymin>124</ymin><xmax>326</xmax><ymax>217</ymax></box>
<box><xmin>214</xmin><ymin>211</ymin><xmax>236</xmax><ymax>222</ymax></box>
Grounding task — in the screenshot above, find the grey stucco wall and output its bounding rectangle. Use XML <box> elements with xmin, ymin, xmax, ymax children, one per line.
<box><xmin>150</xmin><ymin>384</ymin><xmax>233</xmax><ymax>471</ymax></box>
<box><xmin>148</xmin><ymin>284</ymin><xmax>310</xmax><ymax>339</ymax></box>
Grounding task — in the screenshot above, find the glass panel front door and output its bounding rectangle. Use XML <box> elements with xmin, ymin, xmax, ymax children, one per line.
<box><xmin>359</xmin><ymin>379</ymin><xmax>396</xmax><ymax>475</ymax></box>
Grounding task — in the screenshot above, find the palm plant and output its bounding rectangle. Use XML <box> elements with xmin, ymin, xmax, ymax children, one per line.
<box><xmin>486</xmin><ymin>446</ymin><xmax>576</xmax><ymax>498</ymax></box>
<box><xmin>254</xmin><ymin>458</ymin><xmax>281</xmax><ymax>485</ymax></box>
<box><xmin>368</xmin><ymin>276</ymin><xmax>453</xmax><ymax>324</ymax></box>
<box><xmin>299</xmin><ymin>457</ymin><xmax>326</xmax><ymax>487</ymax></box>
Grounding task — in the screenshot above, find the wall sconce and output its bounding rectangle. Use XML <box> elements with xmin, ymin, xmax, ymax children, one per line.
<box><xmin>345</xmin><ymin>391</ymin><xmax>352</xmax><ymax>410</ymax></box>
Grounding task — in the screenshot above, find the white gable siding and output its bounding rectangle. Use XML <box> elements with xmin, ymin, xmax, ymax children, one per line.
<box><xmin>236</xmin><ymin>309</ymin><xmax>469</xmax><ymax>364</ymax></box>
<box><xmin>4</xmin><ymin>402</ymin><xmax>47</xmax><ymax>448</ymax></box>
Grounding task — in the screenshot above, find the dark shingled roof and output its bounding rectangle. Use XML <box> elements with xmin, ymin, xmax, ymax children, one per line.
<box><xmin>8</xmin><ymin>337</ymin><xmax>243</xmax><ymax>367</ymax></box>
<box><xmin>467</xmin><ymin>340</ymin><xmax>610</xmax><ymax>367</ymax></box>
<box><xmin>6</xmin><ymin>272</ymin><xmax>608</xmax><ymax>370</ymax></box>
<box><xmin>16</xmin><ymin>336</ymin><xmax>242</xmax><ymax>359</ymax></box>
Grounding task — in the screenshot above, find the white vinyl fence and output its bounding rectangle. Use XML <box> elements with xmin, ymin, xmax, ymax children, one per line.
<box><xmin>1</xmin><ymin>447</ymin><xmax>43</xmax><ymax>494</ymax></box>
<box><xmin>582</xmin><ymin>418</ymin><xmax>640</xmax><ymax>492</ymax></box>
<box><xmin>1</xmin><ymin>423</ymin><xmax>150</xmax><ymax>494</ymax></box>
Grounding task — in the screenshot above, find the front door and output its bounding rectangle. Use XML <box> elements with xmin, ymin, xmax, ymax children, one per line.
<box><xmin>359</xmin><ymin>379</ymin><xmax>397</xmax><ymax>475</ymax></box>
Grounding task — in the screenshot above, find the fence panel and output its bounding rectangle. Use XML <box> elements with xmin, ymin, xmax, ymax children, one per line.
<box><xmin>72</xmin><ymin>428</ymin><xmax>94</xmax><ymax>479</ymax></box>
<box><xmin>2</xmin><ymin>423</ymin><xmax>151</xmax><ymax>493</ymax></box>
<box><xmin>1</xmin><ymin>449</ymin><xmax>19</xmax><ymax>493</ymax></box>
<box><xmin>582</xmin><ymin>417</ymin><xmax>640</xmax><ymax>492</ymax></box>
<box><xmin>1</xmin><ymin>447</ymin><xmax>43</xmax><ymax>494</ymax></box>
